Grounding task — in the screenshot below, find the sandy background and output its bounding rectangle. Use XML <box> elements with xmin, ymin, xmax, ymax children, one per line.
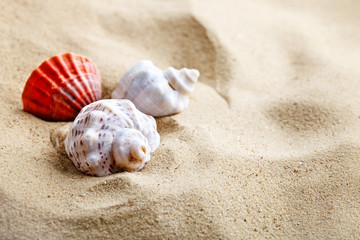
<box><xmin>1</xmin><ymin>0</ymin><xmax>360</xmax><ymax>239</ymax></box>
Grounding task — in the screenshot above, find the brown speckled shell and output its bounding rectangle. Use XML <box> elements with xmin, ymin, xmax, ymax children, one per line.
<box><xmin>64</xmin><ymin>99</ymin><xmax>160</xmax><ymax>176</ymax></box>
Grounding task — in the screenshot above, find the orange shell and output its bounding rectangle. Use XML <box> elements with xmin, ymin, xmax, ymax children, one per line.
<box><xmin>22</xmin><ymin>52</ymin><xmax>101</xmax><ymax>121</ymax></box>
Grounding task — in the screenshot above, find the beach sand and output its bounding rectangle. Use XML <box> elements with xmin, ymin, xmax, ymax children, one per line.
<box><xmin>1</xmin><ymin>0</ymin><xmax>360</xmax><ymax>239</ymax></box>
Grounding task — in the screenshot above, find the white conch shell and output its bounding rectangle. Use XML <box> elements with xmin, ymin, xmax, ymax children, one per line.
<box><xmin>111</xmin><ymin>60</ymin><xmax>200</xmax><ymax>117</ymax></box>
<box><xmin>64</xmin><ymin>99</ymin><xmax>160</xmax><ymax>177</ymax></box>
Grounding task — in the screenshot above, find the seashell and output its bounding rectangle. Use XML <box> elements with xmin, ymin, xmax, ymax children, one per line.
<box><xmin>64</xmin><ymin>99</ymin><xmax>160</xmax><ymax>177</ymax></box>
<box><xmin>111</xmin><ymin>60</ymin><xmax>200</xmax><ymax>117</ymax></box>
<box><xmin>22</xmin><ymin>52</ymin><xmax>102</xmax><ymax>121</ymax></box>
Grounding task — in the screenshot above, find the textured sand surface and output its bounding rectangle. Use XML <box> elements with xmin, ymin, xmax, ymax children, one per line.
<box><xmin>1</xmin><ymin>0</ymin><xmax>360</xmax><ymax>239</ymax></box>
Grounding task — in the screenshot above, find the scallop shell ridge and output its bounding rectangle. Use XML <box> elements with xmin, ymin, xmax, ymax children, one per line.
<box><xmin>22</xmin><ymin>52</ymin><xmax>101</xmax><ymax>121</ymax></box>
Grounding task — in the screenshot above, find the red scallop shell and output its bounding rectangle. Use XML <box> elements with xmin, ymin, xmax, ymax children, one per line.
<box><xmin>22</xmin><ymin>52</ymin><xmax>102</xmax><ymax>121</ymax></box>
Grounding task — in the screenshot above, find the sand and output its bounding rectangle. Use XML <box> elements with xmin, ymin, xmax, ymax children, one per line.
<box><xmin>1</xmin><ymin>0</ymin><xmax>360</xmax><ymax>239</ymax></box>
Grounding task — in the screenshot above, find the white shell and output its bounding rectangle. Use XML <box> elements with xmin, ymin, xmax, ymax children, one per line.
<box><xmin>64</xmin><ymin>99</ymin><xmax>160</xmax><ymax>177</ymax></box>
<box><xmin>111</xmin><ymin>60</ymin><xmax>200</xmax><ymax>117</ymax></box>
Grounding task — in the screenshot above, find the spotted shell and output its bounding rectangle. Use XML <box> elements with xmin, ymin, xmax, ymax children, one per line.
<box><xmin>111</xmin><ymin>60</ymin><xmax>200</xmax><ymax>117</ymax></box>
<box><xmin>64</xmin><ymin>99</ymin><xmax>160</xmax><ymax>177</ymax></box>
<box><xmin>22</xmin><ymin>52</ymin><xmax>101</xmax><ymax>121</ymax></box>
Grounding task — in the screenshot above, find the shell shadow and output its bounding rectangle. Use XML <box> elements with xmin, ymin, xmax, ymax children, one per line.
<box><xmin>155</xmin><ymin>117</ymin><xmax>184</xmax><ymax>136</ymax></box>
